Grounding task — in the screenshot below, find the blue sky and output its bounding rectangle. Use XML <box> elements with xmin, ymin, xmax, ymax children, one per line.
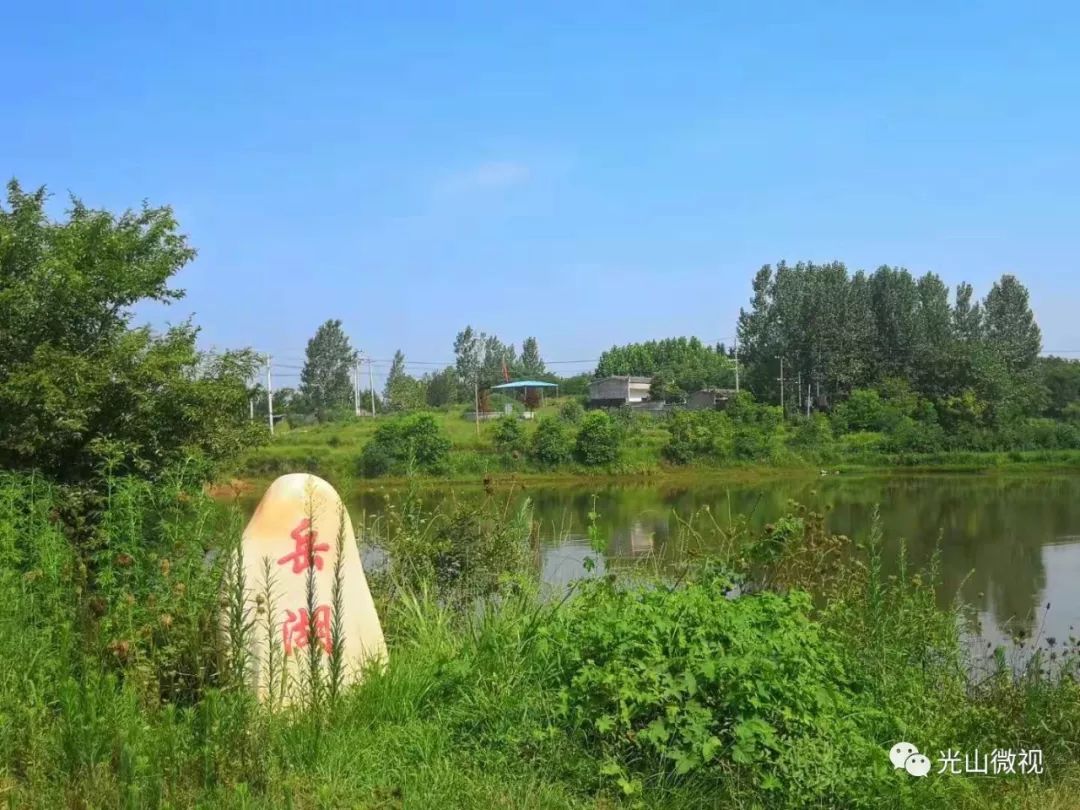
<box><xmin>6</xmin><ymin>2</ymin><xmax>1079</xmax><ymax>386</ymax></box>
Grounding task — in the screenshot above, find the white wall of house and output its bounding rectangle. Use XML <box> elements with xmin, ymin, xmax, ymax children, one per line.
<box><xmin>626</xmin><ymin>380</ymin><xmax>651</xmax><ymax>403</ymax></box>
<box><xmin>589</xmin><ymin>376</ymin><xmax>653</xmax><ymax>404</ymax></box>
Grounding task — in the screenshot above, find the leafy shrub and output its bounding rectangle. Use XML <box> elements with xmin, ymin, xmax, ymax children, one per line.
<box><xmin>663</xmin><ymin>411</ymin><xmax>733</xmax><ymax>464</ymax></box>
<box><xmin>492</xmin><ymin>415</ymin><xmax>527</xmax><ymax>455</ymax></box>
<box><xmin>831</xmin><ymin>389</ymin><xmax>897</xmax><ymax>433</ymax></box>
<box><xmin>787</xmin><ymin>413</ymin><xmax>834</xmax><ymax>450</ymax></box>
<box><xmin>361</xmin><ymin>413</ymin><xmax>451</xmax><ymax>476</ymax></box>
<box><xmin>379</xmin><ymin>493</ymin><xmax>532</xmax><ymax>605</ymax></box>
<box><xmin>883</xmin><ymin>416</ymin><xmax>945</xmax><ymax>454</ymax></box>
<box><xmin>529</xmin><ymin>416</ymin><xmax>574</xmax><ymax>466</ymax></box>
<box><xmin>663</xmin><ymin>411</ymin><xmax>711</xmax><ymax>464</ymax></box>
<box><xmin>574</xmin><ymin>411</ymin><xmax>621</xmax><ymax>466</ymax></box>
<box><xmin>559</xmin><ymin>399</ymin><xmax>585</xmax><ymax>424</ymax></box>
<box><xmin>837</xmin><ymin>430</ymin><xmax>887</xmax><ymax>457</ymax></box>
<box><xmin>543</xmin><ymin>572</ymin><xmax>876</xmax><ymax>803</ymax></box>
<box><xmin>1026</xmin><ymin>418</ymin><xmax>1080</xmax><ymax>450</ymax></box>
<box><xmin>731</xmin><ymin>426</ymin><xmax>772</xmax><ymax>461</ymax></box>
<box><xmin>726</xmin><ymin>392</ymin><xmax>782</xmax><ymax>431</ymax></box>
<box><xmin>938</xmin><ymin>388</ymin><xmax>988</xmax><ymax>431</ymax></box>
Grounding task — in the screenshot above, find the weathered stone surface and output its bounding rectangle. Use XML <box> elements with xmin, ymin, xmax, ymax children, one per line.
<box><xmin>237</xmin><ymin>473</ymin><xmax>386</xmax><ymax>701</ymax></box>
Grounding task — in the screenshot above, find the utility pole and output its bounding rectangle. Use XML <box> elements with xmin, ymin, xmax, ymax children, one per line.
<box><xmin>266</xmin><ymin>355</ymin><xmax>275</xmax><ymax>436</ymax></box>
<box><xmin>367</xmin><ymin>356</ymin><xmax>376</xmax><ymax>417</ymax></box>
<box><xmin>734</xmin><ymin>336</ymin><xmax>740</xmax><ymax>392</ymax></box>
<box><xmin>474</xmin><ymin>377</ymin><xmax>480</xmax><ymax>437</ymax></box>
<box><xmin>777</xmin><ymin>357</ymin><xmax>785</xmax><ymax>414</ymax></box>
<box><xmin>353</xmin><ymin>358</ymin><xmax>360</xmax><ymax>416</ymax></box>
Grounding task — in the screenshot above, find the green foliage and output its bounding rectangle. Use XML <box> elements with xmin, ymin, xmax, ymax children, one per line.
<box><xmin>1039</xmin><ymin>356</ymin><xmax>1080</xmax><ymax>418</ymax></box>
<box><xmin>3</xmin><ymin>473</ymin><xmax>1080</xmax><ymax>807</ymax></box>
<box><xmin>529</xmin><ymin>416</ymin><xmax>574</xmax><ymax>466</ymax></box>
<box><xmin>383</xmin><ymin>349</ymin><xmax>426</xmax><ymax>412</ymax></box>
<box><xmin>736</xmin><ymin>261</ymin><xmax>1046</xmax><ymax>430</ymax></box>
<box><xmin>983</xmin><ymin>274</ymin><xmax>1042</xmax><ymax>374</ymax></box>
<box><xmin>788</xmin><ymin>412</ymin><xmax>834</xmax><ymax>450</ymax></box>
<box><xmin>360</xmin><ymin>413</ymin><xmax>452</xmax><ymax>476</ymax></box>
<box><xmin>731</xmin><ymin>427</ymin><xmax>773</xmax><ymax>460</ymax></box>
<box><xmin>831</xmin><ymin>389</ymin><xmax>895</xmax><ymax>433</ymax></box>
<box><xmin>492</xmin><ymin>415</ymin><xmax>527</xmax><ymax>455</ymax></box>
<box><xmin>596</xmin><ymin>336</ymin><xmax>734</xmax><ymax>393</ymax></box>
<box><xmin>648</xmin><ymin>370</ymin><xmax>686</xmax><ymax>403</ymax></box>
<box><xmin>573</xmin><ymin>411</ymin><xmax>621</xmax><ymax>466</ymax></box>
<box><xmin>299</xmin><ymin>319</ymin><xmax>357</xmax><ymax>420</ymax></box>
<box><xmin>939</xmin><ymin>388</ymin><xmax>988</xmax><ymax>431</ymax></box>
<box><xmin>558</xmin><ymin>398</ymin><xmax>585</xmax><ymax>424</ymax></box>
<box><xmin>544</xmin><ymin>575</ymin><xmax>872</xmax><ymax>800</ymax></box>
<box><xmin>883</xmin><ymin>416</ymin><xmax>946</xmax><ymax>454</ymax></box>
<box><xmin>376</xmin><ymin>491</ymin><xmax>533</xmax><ymax>605</ymax></box>
<box><xmin>663</xmin><ymin>411</ymin><xmax>721</xmax><ymax>464</ymax></box>
<box><xmin>557</xmin><ymin>373</ymin><xmax>592</xmax><ymax>397</ymax></box>
<box><xmin>422</xmin><ymin>365</ymin><xmax>461</xmax><ymax>407</ymax></box>
<box><xmin>453</xmin><ymin>325</ymin><xmax>519</xmax><ymax>390</ymax></box>
<box><xmin>0</xmin><ymin>181</ymin><xmax>265</xmax><ymax>485</ymax></box>
<box><xmin>519</xmin><ymin>336</ymin><xmax>545</xmax><ymax>376</ymax></box>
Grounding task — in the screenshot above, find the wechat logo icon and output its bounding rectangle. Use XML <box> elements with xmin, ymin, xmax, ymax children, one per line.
<box><xmin>890</xmin><ymin>742</ymin><xmax>931</xmax><ymax>777</ymax></box>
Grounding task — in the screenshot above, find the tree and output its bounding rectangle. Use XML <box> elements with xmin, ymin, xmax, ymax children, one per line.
<box><xmin>423</xmin><ymin>366</ymin><xmax>460</xmax><ymax>407</ymax></box>
<box><xmin>454</xmin><ymin>325</ymin><xmax>519</xmax><ymax>404</ymax></box>
<box><xmin>493</xmin><ymin>415</ymin><xmax>527</xmax><ymax>455</ymax></box>
<box><xmin>529</xmin><ymin>416</ymin><xmax>573</xmax><ymax>466</ymax></box>
<box><xmin>649</xmin><ymin>372</ymin><xmax>685</xmax><ymax>403</ymax></box>
<box><xmin>383</xmin><ymin>349</ymin><xmax>425</xmax><ymax>412</ymax></box>
<box><xmin>481</xmin><ymin>334</ymin><xmax>515</xmax><ymax>386</ymax></box>
<box><xmin>596</xmin><ymin>337</ymin><xmax>733</xmax><ymax>393</ymax></box>
<box><xmin>983</xmin><ymin>275</ymin><xmax>1041</xmax><ymax>375</ymax></box>
<box><xmin>361</xmin><ymin>413</ymin><xmax>451</xmax><ymax>476</ymax></box>
<box><xmin>250</xmin><ymin>383</ymin><xmax>297</xmax><ymax>416</ymax></box>
<box><xmin>520</xmin><ymin>337</ymin><xmax>545</xmax><ymax>376</ymax></box>
<box><xmin>299</xmin><ymin>319</ymin><xmax>356</xmax><ymax>419</ymax></box>
<box><xmin>0</xmin><ymin>180</ymin><xmax>264</xmax><ymax>485</ymax></box>
<box><xmin>868</xmin><ymin>266</ymin><xmax>920</xmax><ymax>382</ymax></box>
<box><xmin>733</xmin><ymin>260</ymin><xmax>1051</xmax><ymax>423</ymax></box>
<box><xmin>911</xmin><ymin>273</ymin><xmax>954</xmax><ymax>400</ymax></box>
<box><xmin>952</xmin><ymin>282</ymin><xmax>984</xmax><ymax>344</ymax></box>
<box><xmin>453</xmin><ymin>326</ymin><xmax>483</xmax><ymax>395</ymax></box>
<box><xmin>737</xmin><ymin>261</ymin><xmax>874</xmax><ymax>403</ymax></box>
<box><xmin>981</xmin><ymin>274</ymin><xmax>1043</xmax><ymax>423</ymax></box>
<box><xmin>574</xmin><ymin>411</ymin><xmax>621</xmax><ymax>465</ymax></box>
<box><xmin>557</xmin><ymin>373</ymin><xmax>592</xmax><ymax>397</ymax></box>
<box><xmin>1039</xmin><ymin>357</ymin><xmax>1080</xmax><ymax>419</ymax></box>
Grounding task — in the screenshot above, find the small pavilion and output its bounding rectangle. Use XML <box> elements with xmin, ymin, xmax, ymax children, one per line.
<box><xmin>490</xmin><ymin>379</ymin><xmax>559</xmax><ymax>410</ymax></box>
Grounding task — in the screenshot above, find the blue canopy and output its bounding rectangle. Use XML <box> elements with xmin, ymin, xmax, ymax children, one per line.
<box><xmin>490</xmin><ymin>380</ymin><xmax>558</xmax><ymax>390</ymax></box>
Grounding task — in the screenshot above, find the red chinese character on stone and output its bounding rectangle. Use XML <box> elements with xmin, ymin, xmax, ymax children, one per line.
<box><xmin>277</xmin><ymin>518</ymin><xmax>330</xmax><ymax>574</ymax></box>
<box><xmin>281</xmin><ymin>605</ymin><xmax>333</xmax><ymax>655</ymax></box>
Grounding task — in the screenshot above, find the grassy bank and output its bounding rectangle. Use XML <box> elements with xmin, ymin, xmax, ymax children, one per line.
<box><xmin>3</xmin><ymin>472</ymin><xmax>1080</xmax><ymax>807</ymax></box>
<box><xmin>225</xmin><ymin>403</ymin><xmax>1080</xmax><ymax>492</ymax></box>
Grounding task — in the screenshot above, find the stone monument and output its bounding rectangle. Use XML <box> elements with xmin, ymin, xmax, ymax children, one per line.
<box><xmin>236</xmin><ymin>473</ymin><xmax>386</xmax><ymax>701</ymax></box>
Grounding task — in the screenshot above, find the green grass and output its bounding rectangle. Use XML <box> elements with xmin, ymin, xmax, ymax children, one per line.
<box><xmin>231</xmin><ymin>402</ymin><xmax>1080</xmax><ymax>493</ymax></box>
<box><xmin>234</xmin><ymin>400</ymin><xmax>673</xmax><ymax>485</ymax></box>
<box><xmin>3</xmin><ymin>472</ymin><xmax>1080</xmax><ymax>807</ymax></box>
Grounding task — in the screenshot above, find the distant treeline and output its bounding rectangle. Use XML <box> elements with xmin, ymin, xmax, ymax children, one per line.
<box><xmin>4</xmin><ymin>176</ymin><xmax>1078</xmax><ymax>491</ymax></box>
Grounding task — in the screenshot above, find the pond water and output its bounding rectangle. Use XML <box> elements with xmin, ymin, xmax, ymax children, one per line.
<box><xmin>345</xmin><ymin>472</ymin><xmax>1080</xmax><ymax>651</ymax></box>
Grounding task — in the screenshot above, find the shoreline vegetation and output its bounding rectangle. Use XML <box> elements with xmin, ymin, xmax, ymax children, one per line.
<box><xmin>228</xmin><ymin>402</ymin><xmax>1080</xmax><ymax>496</ymax></box>
<box><xmin>4</xmin><ymin>471</ymin><xmax>1080</xmax><ymax>808</ymax></box>
<box><xmin>217</xmin><ymin>451</ymin><xmax>1080</xmax><ymax>499</ymax></box>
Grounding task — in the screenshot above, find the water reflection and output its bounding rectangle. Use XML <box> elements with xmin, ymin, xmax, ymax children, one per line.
<box><xmin>350</xmin><ymin>473</ymin><xmax>1080</xmax><ymax>645</ymax></box>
